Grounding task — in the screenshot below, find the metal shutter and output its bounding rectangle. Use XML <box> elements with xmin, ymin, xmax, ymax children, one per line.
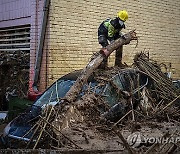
<box><xmin>0</xmin><ymin>25</ymin><xmax>30</xmax><ymax>52</ymax></box>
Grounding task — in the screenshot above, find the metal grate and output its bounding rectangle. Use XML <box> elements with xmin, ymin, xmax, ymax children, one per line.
<box><xmin>0</xmin><ymin>25</ymin><xmax>30</xmax><ymax>52</ymax></box>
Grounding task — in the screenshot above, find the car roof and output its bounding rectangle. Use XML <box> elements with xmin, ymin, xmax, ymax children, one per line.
<box><xmin>60</xmin><ymin>69</ymin><xmax>95</xmax><ymax>82</ymax></box>
<box><xmin>60</xmin><ymin>70</ymin><xmax>82</xmax><ymax>80</ymax></box>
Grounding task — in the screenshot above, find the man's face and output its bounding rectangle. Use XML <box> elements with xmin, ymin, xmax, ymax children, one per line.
<box><xmin>119</xmin><ymin>19</ymin><xmax>125</xmax><ymax>29</ymax></box>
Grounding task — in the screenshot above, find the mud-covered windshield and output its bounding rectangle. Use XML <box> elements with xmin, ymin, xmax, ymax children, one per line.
<box><xmin>34</xmin><ymin>80</ymin><xmax>75</xmax><ymax>107</ymax></box>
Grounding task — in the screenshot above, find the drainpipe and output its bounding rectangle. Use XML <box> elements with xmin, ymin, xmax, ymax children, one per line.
<box><xmin>28</xmin><ymin>0</ymin><xmax>50</xmax><ymax>101</ymax></box>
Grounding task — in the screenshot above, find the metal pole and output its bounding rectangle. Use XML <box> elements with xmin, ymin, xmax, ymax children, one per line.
<box><xmin>33</xmin><ymin>0</ymin><xmax>50</xmax><ymax>90</ymax></box>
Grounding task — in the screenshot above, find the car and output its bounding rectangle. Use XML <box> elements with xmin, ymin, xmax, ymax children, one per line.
<box><xmin>173</xmin><ymin>80</ymin><xmax>180</xmax><ymax>90</ymax></box>
<box><xmin>0</xmin><ymin>68</ymin><xmax>149</xmax><ymax>148</ymax></box>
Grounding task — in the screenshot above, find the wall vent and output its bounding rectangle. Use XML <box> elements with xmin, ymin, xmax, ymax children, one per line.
<box><xmin>0</xmin><ymin>25</ymin><xmax>30</xmax><ymax>52</ymax></box>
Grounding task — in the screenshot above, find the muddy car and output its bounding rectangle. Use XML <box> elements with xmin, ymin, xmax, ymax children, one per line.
<box><xmin>0</xmin><ymin>68</ymin><xmax>149</xmax><ymax>148</ymax></box>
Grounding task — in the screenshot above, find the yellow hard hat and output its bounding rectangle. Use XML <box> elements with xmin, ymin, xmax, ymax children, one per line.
<box><xmin>117</xmin><ymin>10</ymin><xmax>128</xmax><ymax>22</ymax></box>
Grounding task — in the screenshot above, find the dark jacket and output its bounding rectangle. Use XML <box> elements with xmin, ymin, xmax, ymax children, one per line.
<box><xmin>98</xmin><ymin>17</ymin><xmax>125</xmax><ymax>41</ymax></box>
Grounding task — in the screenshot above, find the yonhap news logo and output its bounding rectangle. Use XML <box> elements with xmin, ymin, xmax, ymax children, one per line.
<box><xmin>127</xmin><ymin>132</ymin><xmax>180</xmax><ymax>148</ymax></box>
<box><xmin>127</xmin><ymin>132</ymin><xmax>142</xmax><ymax>147</ymax></box>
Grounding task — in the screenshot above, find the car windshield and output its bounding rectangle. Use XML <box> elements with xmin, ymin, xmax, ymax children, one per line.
<box><xmin>34</xmin><ymin>79</ymin><xmax>75</xmax><ymax>107</ymax></box>
<box><xmin>34</xmin><ymin>79</ymin><xmax>101</xmax><ymax>107</ymax></box>
<box><xmin>34</xmin><ymin>69</ymin><xmax>148</xmax><ymax>108</ymax></box>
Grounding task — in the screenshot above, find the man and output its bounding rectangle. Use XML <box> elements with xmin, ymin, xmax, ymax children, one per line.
<box><xmin>98</xmin><ymin>10</ymin><xmax>128</xmax><ymax>68</ymax></box>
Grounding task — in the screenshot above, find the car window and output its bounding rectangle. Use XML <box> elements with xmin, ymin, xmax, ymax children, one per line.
<box><xmin>34</xmin><ymin>77</ymin><xmax>132</xmax><ymax>108</ymax></box>
<box><xmin>111</xmin><ymin>71</ymin><xmax>137</xmax><ymax>92</ymax></box>
<box><xmin>101</xmin><ymin>70</ymin><xmax>139</xmax><ymax>107</ymax></box>
<box><xmin>102</xmin><ymin>83</ymin><xmax>120</xmax><ymax>107</ymax></box>
<box><xmin>34</xmin><ymin>80</ymin><xmax>75</xmax><ymax>107</ymax></box>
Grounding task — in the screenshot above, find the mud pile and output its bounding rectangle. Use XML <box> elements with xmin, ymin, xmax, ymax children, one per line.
<box><xmin>10</xmin><ymin>53</ymin><xmax>180</xmax><ymax>154</ymax></box>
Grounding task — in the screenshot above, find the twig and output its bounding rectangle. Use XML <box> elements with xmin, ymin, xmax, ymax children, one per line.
<box><xmin>33</xmin><ymin>106</ymin><xmax>54</xmax><ymax>149</ymax></box>
<box><xmin>39</xmin><ymin>115</ymin><xmax>82</xmax><ymax>149</ymax></box>
<box><xmin>56</xmin><ymin>81</ymin><xmax>60</xmax><ymax>102</ymax></box>
<box><xmin>145</xmin><ymin>132</ymin><xmax>171</xmax><ymax>154</ymax></box>
<box><xmin>111</xmin><ymin>110</ymin><xmax>132</xmax><ymax>129</ymax></box>
<box><xmin>134</xmin><ymin>110</ymin><xmax>146</xmax><ymax>118</ymax></box>
<box><xmin>17</xmin><ymin>123</ymin><xmax>39</xmax><ymax>148</ymax></box>
<box><xmin>158</xmin><ymin>131</ymin><xmax>177</xmax><ymax>153</ymax></box>
<box><xmin>50</xmin><ymin>146</ymin><xmax>124</xmax><ymax>153</ymax></box>
<box><xmin>21</xmin><ymin>123</ymin><xmax>38</xmax><ymax>139</ymax></box>
<box><xmin>26</xmin><ymin>122</ymin><xmax>41</xmax><ymax>148</ymax></box>
<box><xmin>134</xmin><ymin>53</ymin><xmax>178</xmax><ymax>101</ymax></box>
<box><xmin>130</xmin><ymin>99</ymin><xmax>135</xmax><ymax>121</ymax></box>
<box><xmin>113</xmin><ymin>128</ymin><xmax>135</xmax><ymax>154</ymax></box>
<box><xmin>145</xmin><ymin>143</ymin><xmax>159</xmax><ymax>154</ymax></box>
<box><xmin>167</xmin><ymin>144</ymin><xmax>178</xmax><ymax>153</ymax></box>
<box><xmin>166</xmin><ymin>114</ymin><xmax>170</xmax><ymax>122</ymax></box>
<box><xmin>161</xmin><ymin>95</ymin><xmax>180</xmax><ymax>112</ymax></box>
<box><xmin>155</xmin><ymin>99</ymin><xmax>164</xmax><ymax>110</ymax></box>
<box><xmin>37</xmin><ymin>123</ymin><xmax>59</xmax><ymax>142</ymax></box>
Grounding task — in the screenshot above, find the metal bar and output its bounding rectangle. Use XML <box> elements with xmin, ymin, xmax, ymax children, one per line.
<box><xmin>0</xmin><ymin>32</ymin><xmax>30</xmax><ymax>37</ymax></box>
<box><xmin>33</xmin><ymin>0</ymin><xmax>50</xmax><ymax>89</ymax></box>
<box><xmin>0</xmin><ymin>48</ymin><xmax>30</xmax><ymax>51</ymax></box>
<box><xmin>0</xmin><ymin>43</ymin><xmax>30</xmax><ymax>47</ymax></box>
<box><xmin>0</xmin><ymin>37</ymin><xmax>30</xmax><ymax>42</ymax></box>
<box><xmin>0</xmin><ymin>26</ymin><xmax>30</xmax><ymax>32</ymax></box>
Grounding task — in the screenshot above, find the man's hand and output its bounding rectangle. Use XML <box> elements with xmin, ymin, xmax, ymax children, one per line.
<box><xmin>110</xmin><ymin>40</ymin><xmax>115</xmax><ymax>44</ymax></box>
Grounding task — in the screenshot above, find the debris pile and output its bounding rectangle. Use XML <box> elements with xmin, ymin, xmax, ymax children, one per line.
<box><xmin>0</xmin><ymin>51</ymin><xmax>29</xmax><ymax>110</ymax></box>
<box><xmin>134</xmin><ymin>53</ymin><xmax>178</xmax><ymax>101</ymax></box>
<box><xmin>1</xmin><ymin>31</ymin><xmax>179</xmax><ymax>153</ymax></box>
<box><xmin>11</xmin><ymin>52</ymin><xmax>180</xmax><ymax>153</ymax></box>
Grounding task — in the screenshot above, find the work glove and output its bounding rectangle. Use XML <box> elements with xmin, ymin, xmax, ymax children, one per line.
<box><xmin>110</xmin><ymin>40</ymin><xmax>115</xmax><ymax>44</ymax></box>
<box><xmin>119</xmin><ymin>32</ymin><xmax>123</xmax><ymax>37</ymax></box>
<box><xmin>108</xmin><ymin>37</ymin><xmax>114</xmax><ymax>42</ymax></box>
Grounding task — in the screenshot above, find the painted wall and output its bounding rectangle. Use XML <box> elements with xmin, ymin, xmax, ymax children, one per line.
<box><xmin>0</xmin><ymin>0</ymin><xmax>46</xmax><ymax>91</ymax></box>
<box><xmin>46</xmin><ymin>0</ymin><xmax>180</xmax><ymax>87</ymax></box>
<box><xmin>0</xmin><ymin>0</ymin><xmax>31</xmax><ymax>27</ymax></box>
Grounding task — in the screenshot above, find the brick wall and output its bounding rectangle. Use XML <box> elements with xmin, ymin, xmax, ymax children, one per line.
<box><xmin>46</xmin><ymin>0</ymin><xmax>180</xmax><ymax>86</ymax></box>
